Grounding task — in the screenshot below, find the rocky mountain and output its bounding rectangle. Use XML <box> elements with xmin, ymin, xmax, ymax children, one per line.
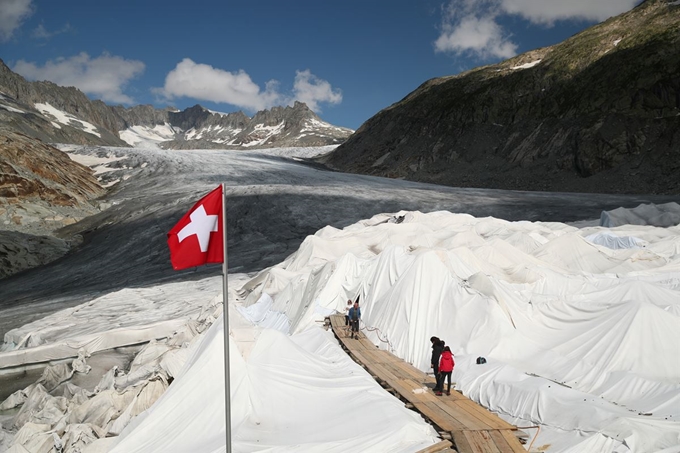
<box><xmin>151</xmin><ymin>101</ymin><xmax>352</xmax><ymax>150</ymax></box>
<box><xmin>322</xmin><ymin>0</ymin><xmax>680</xmax><ymax>195</ymax></box>
<box><xmin>0</xmin><ymin>131</ymin><xmax>105</xmax><ymax>278</ymax></box>
<box><xmin>0</xmin><ymin>60</ymin><xmax>353</xmax><ymax>150</ymax></box>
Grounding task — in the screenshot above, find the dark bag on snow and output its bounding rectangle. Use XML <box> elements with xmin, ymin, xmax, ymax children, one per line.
<box><xmin>476</xmin><ymin>357</ymin><xmax>487</xmax><ymax>365</ymax></box>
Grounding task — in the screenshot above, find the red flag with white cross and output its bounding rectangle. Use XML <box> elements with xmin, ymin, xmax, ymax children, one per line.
<box><xmin>167</xmin><ymin>185</ymin><xmax>223</xmax><ymax>270</ymax></box>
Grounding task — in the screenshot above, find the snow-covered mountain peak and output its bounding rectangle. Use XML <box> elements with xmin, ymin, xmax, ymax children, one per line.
<box><xmin>118</xmin><ymin>101</ymin><xmax>353</xmax><ymax>150</ymax></box>
<box><xmin>0</xmin><ymin>59</ymin><xmax>352</xmax><ymax>150</ymax></box>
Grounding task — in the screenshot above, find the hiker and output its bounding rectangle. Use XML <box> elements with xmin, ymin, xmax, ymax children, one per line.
<box><xmin>430</xmin><ymin>336</ymin><xmax>445</xmax><ymax>392</ymax></box>
<box><xmin>349</xmin><ymin>301</ymin><xmax>361</xmax><ymax>339</ymax></box>
<box><xmin>436</xmin><ymin>346</ymin><xmax>455</xmax><ymax>396</ymax></box>
<box><xmin>344</xmin><ymin>299</ymin><xmax>352</xmax><ymax>331</ymax></box>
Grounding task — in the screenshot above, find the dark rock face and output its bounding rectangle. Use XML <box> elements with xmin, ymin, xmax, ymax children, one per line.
<box><xmin>0</xmin><ymin>132</ymin><xmax>104</xmax><ymax>206</ymax></box>
<box><xmin>0</xmin><ymin>231</ymin><xmax>69</xmax><ymax>279</ymax></box>
<box><xmin>0</xmin><ymin>61</ymin><xmax>353</xmax><ymax>149</ymax></box>
<box><xmin>323</xmin><ymin>0</ymin><xmax>680</xmax><ymax>195</ymax></box>
<box><xmin>0</xmin><ymin>63</ymin><xmax>127</xmax><ymax>146</ymax></box>
<box><xmin>0</xmin><ymin>132</ymin><xmax>105</xmax><ymax>277</ymax></box>
<box><xmin>112</xmin><ymin>104</ymin><xmax>174</xmax><ymax>128</ymax></box>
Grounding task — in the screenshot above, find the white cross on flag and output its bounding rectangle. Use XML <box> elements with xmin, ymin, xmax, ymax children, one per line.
<box><xmin>167</xmin><ymin>185</ymin><xmax>223</xmax><ymax>270</ymax></box>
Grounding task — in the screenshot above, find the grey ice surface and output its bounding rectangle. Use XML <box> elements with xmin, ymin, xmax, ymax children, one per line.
<box><xmin>1</xmin><ymin>146</ymin><xmax>678</xmax><ymax>339</ymax></box>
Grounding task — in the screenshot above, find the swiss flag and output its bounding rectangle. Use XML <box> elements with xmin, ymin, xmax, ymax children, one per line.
<box><xmin>167</xmin><ymin>185</ymin><xmax>224</xmax><ymax>270</ymax></box>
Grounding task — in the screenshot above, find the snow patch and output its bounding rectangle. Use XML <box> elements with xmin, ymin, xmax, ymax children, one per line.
<box><xmin>119</xmin><ymin>123</ymin><xmax>179</xmax><ymax>148</ymax></box>
<box><xmin>34</xmin><ymin>102</ymin><xmax>101</xmax><ymax>137</ymax></box>
<box><xmin>207</xmin><ymin>108</ymin><xmax>232</xmax><ymax>117</ymax></box>
<box><xmin>66</xmin><ymin>151</ymin><xmax>127</xmax><ymax>176</ymax></box>
<box><xmin>241</xmin><ymin>121</ymin><xmax>286</xmax><ymax>147</ymax></box>
<box><xmin>297</xmin><ymin>118</ymin><xmax>353</xmax><ymax>138</ymax></box>
<box><xmin>511</xmin><ymin>59</ymin><xmax>541</xmax><ymax>70</ymax></box>
<box><xmin>0</xmin><ymin>103</ymin><xmax>25</xmax><ymax>114</ymax></box>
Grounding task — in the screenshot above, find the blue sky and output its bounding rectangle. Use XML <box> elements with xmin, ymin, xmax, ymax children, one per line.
<box><xmin>1</xmin><ymin>0</ymin><xmax>640</xmax><ymax>130</ymax></box>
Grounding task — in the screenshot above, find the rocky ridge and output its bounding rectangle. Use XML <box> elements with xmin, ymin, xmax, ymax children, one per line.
<box><xmin>0</xmin><ymin>60</ymin><xmax>353</xmax><ymax>150</ymax></box>
<box><xmin>322</xmin><ymin>0</ymin><xmax>680</xmax><ymax>195</ymax></box>
<box><xmin>159</xmin><ymin>102</ymin><xmax>352</xmax><ymax>149</ymax></box>
<box><xmin>0</xmin><ymin>59</ymin><xmax>352</xmax><ymax>280</ymax></box>
<box><xmin>0</xmin><ymin>131</ymin><xmax>105</xmax><ymax>278</ymax></box>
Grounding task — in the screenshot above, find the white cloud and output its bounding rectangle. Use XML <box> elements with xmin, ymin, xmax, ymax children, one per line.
<box><xmin>156</xmin><ymin>59</ymin><xmax>342</xmax><ymax>113</ymax></box>
<box><xmin>435</xmin><ymin>14</ymin><xmax>517</xmax><ymax>59</ymax></box>
<box><xmin>154</xmin><ymin>58</ymin><xmax>281</xmax><ymax>111</ymax></box>
<box><xmin>13</xmin><ymin>52</ymin><xmax>145</xmax><ymax>104</ymax></box>
<box><xmin>293</xmin><ymin>69</ymin><xmax>342</xmax><ymax>112</ymax></box>
<box><xmin>0</xmin><ymin>0</ymin><xmax>34</xmax><ymax>42</ymax></box>
<box><xmin>435</xmin><ymin>0</ymin><xmax>640</xmax><ymax>60</ymax></box>
<box><xmin>499</xmin><ymin>0</ymin><xmax>640</xmax><ymax>25</ymax></box>
<box><xmin>32</xmin><ymin>22</ymin><xmax>71</xmax><ymax>39</ymax></box>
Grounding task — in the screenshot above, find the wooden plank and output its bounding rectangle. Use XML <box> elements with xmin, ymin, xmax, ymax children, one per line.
<box><xmin>451</xmin><ymin>431</ymin><xmax>475</xmax><ymax>453</ymax></box>
<box><xmin>349</xmin><ymin>350</ymin><xmax>376</xmax><ymax>371</ymax></box>
<box><xmin>358</xmin><ymin>348</ymin><xmax>385</xmax><ymax>363</ymax></box>
<box><xmin>391</xmin><ymin>380</ymin><xmax>422</xmax><ymax>401</ymax></box>
<box><xmin>388</xmin><ymin>379</ymin><xmax>429</xmax><ymax>403</ymax></box>
<box><xmin>350</xmin><ymin>349</ymin><xmax>397</xmax><ymax>377</ymax></box>
<box><xmin>345</xmin><ymin>338</ymin><xmax>369</xmax><ymax>350</ymax></box>
<box><xmin>399</xmin><ymin>379</ymin><xmax>445</xmax><ymax>405</ymax></box>
<box><xmin>464</xmin><ymin>431</ymin><xmax>501</xmax><ymax>453</ymax></box>
<box><xmin>382</xmin><ymin>363</ymin><xmax>433</xmax><ymax>390</ymax></box>
<box><xmin>436</xmin><ymin>401</ymin><xmax>490</xmax><ymax>431</ymax></box>
<box><xmin>332</xmin><ymin>315</ymin><xmax>524</xmax><ymax>453</ymax></box>
<box><xmin>488</xmin><ymin>430</ymin><xmax>517</xmax><ymax>453</ymax></box>
<box><xmin>499</xmin><ymin>431</ymin><xmax>527</xmax><ymax>453</ymax></box>
<box><xmin>330</xmin><ymin>316</ymin><xmax>346</xmax><ymax>329</ymax></box>
<box><xmin>419</xmin><ymin>402</ymin><xmax>469</xmax><ymax>431</ymax></box>
<box><xmin>358</xmin><ymin>339</ymin><xmax>374</xmax><ymax>349</ymax></box>
<box><xmin>416</xmin><ymin>439</ymin><xmax>454</xmax><ymax>453</ymax></box>
<box><xmin>463</xmin><ymin>402</ymin><xmax>515</xmax><ymax>430</ymax></box>
<box><xmin>333</xmin><ymin>327</ymin><xmax>351</xmax><ymax>340</ymax></box>
<box><xmin>455</xmin><ymin>400</ymin><xmax>515</xmax><ymax>430</ymax></box>
<box><xmin>373</xmin><ymin>350</ymin><xmax>400</xmax><ymax>363</ymax></box>
<box><xmin>372</xmin><ymin>353</ymin><xmax>397</xmax><ymax>366</ymax></box>
<box><xmin>450</xmin><ymin>400</ymin><xmax>505</xmax><ymax>430</ymax></box>
<box><xmin>440</xmin><ymin>388</ymin><xmax>467</xmax><ymax>401</ymax></box>
<box><xmin>411</xmin><ymin>387</ymin><xmax>443</xmax><ymax>404</ymax></box>
<box><xmin>362</xmin><ymin>361</ymin><xmax>401</xmax><ymax>384</ymax></box>
<box><xmin>368</xmin><ymin>348</ymin><xmax>392</xmax><ymax>359</ymax></box>
<box><xmin>387</xmin><ymin>359</ymin><xmax>428</xmax><ymax>381</ymax></box>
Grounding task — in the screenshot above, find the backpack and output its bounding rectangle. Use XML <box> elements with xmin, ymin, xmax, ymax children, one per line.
<box><xmin>476</xmin><ymin>357</ymin><xmax>487</xmax><ymax>365</ymax></box>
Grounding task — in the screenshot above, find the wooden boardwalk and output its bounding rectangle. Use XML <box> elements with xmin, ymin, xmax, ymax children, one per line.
<box><xmin>329</xmin><ymin>315</ymin><xmax>526</xmax><ymax>453</ymax></box>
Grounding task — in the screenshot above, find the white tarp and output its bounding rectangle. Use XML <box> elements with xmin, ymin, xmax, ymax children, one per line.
<box><xmin>238</xmin><ymin>210</ymin><xmax>680</xmax><ymax>452</ymax></box>
<box><xmin>3</xmin><ymin>209</ymin><xmax>680</xmax><ymax>452</ymax></box>
<box><xmin>106</xmin><ymin>320</ymin><xmax>440</xmax><ymax>453</ymax></box>
<box><xmin>585</xmin><ymin>231</ymin><xmax>646</xmax><ymax>249</ymax></box>
<box><xmin>600</xmin><ymin>202</ymin><xmax>680</xmax><ymax>227</ymax></box>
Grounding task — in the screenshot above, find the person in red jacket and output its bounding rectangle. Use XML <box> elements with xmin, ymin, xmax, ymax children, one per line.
<box><xmin>436</xmin><ymin>346</ymin><xmax>455</xmax><ymax>396</ymax></box>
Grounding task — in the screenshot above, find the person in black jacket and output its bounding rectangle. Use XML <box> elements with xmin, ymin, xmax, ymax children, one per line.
<box><xmin>430</xmin><ymin>336</ymin><xmax>445</xmax><ymax>392</ymax></box>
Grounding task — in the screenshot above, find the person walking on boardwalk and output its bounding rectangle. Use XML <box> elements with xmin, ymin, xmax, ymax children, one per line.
<box><xmin>349</xmin><ymin>301</ymin><xmax>361</xmax><ymax>339</ymax></box>
<box><xmin>344</xmin><ymin>299</ymin><xmax>353</xmax><ymax>332</ymax></box>
<box><xmin>430</xmin><ymin>336</ymin><xmax>445</xmax><ymax>392</ymax></box>
<box><xmin>436</xmin><ymin>346</ymin><xmax>455</xmax><ymax>396</ymax></box>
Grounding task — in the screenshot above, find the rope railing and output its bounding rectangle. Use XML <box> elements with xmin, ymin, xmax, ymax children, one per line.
<box><xmin>359</xmin><ymin>319</ymin><xmax>396</xmax><ymax>353</ymax></box>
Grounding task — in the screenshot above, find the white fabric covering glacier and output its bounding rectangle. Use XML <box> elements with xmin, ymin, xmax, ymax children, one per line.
<box><xmin>600</xmin><ymin>202</ymin><xmax>680</xmax><ymax>228</ymax></box>
<box><xmin>2</xmin><ymin>209</ymin><xmax>679</xmax><ymax>452</ymax></box>
<box><xmin>106</xmin><ymin>320</ymin><xmax>440</xmax><ymax>453</ymax></box>
<box><xmin>238</xmin><ymin>210</ymin><xmax>680</xmax><ymax>452</ymax></box>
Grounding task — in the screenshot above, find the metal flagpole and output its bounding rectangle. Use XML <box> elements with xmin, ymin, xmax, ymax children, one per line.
<box><xmin>221</xmin><ymin>183</ymin><xmax>232</xmax><ymax>453</ymax></box>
